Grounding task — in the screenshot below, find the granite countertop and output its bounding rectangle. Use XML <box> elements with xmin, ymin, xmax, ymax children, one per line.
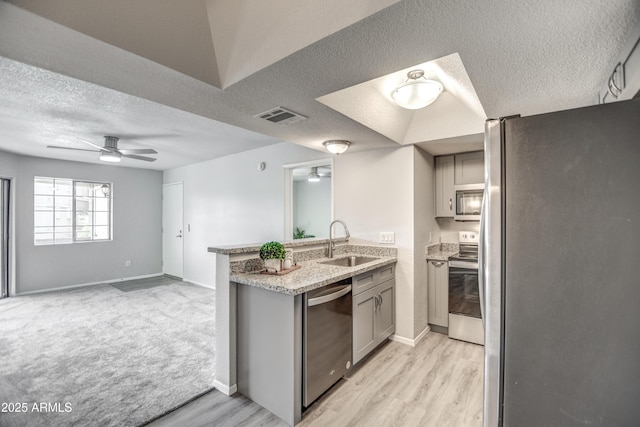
<box><xmin>230</xmin><ymin>252</ymin><xmax>397</xmax><ymax>296</ymax></box>
<box><xmin>426</xmin><ymin>243</ymin><xmax>459</xmax><ymax>261</ymax></box>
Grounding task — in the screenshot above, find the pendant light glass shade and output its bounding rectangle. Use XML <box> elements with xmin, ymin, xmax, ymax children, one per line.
<box><xmin>323</xmin><ymin>140</ymin><xmax>351</xmax><ymax>155</ymax></box>
<box><xmin>391</xmin><ymin>70</ymin><xmax>443</xmax><ymax>110</ymax></box>
<box><xmin>99</xmin><ymin>151</ymin><xmax>122</xmax><ymax>163</ymax></box>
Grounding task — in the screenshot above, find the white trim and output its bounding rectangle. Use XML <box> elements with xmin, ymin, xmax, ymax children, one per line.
<box><xmin>389</xmin><ymin>325</ymin><xmax>431</xmax><ymax>347</ymax></box>
<box><xmin>15</xmin><ymin>273</ymin><xmax>164</xmax><ymax>296</ymax></box>
<box><xmin>184</xmin><ymin>278</ymin><xmax>215</xmax><ymax>290</ymax></box>
<box><xmin>282</xmin><ymin>158</ymin><xmax>334</xmax><ymax>241</ymax></box>
<box><xmin>213</xmin><ymin>380</ymin><xmax>237</xmax><ymax>396</ymax></box>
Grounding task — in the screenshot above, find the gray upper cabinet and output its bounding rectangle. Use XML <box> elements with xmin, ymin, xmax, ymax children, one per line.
<box><xmin>428</xmin><ymin>260</ymin><xmax>449</xmax><ymax>327</ymax></box>
<box><xmin>435</xmin><ymin>151</ymin><xmax>485</xmax><ymax>218</ymax></box>
<box><xmin>454</xmin><ymin>151</ymin><xmax>484</xmax><ymax>185</ymax></box>
<box><xmin>353</xmin><ymin>264</ymin><xmax>396</xmax><ymax>365</ymax></box>
<box><xmin>435</xmin><ymin>155</ymin><xmax>455</xmax><ymax>218</ymax></box>
<box><xmin>599</xmin><ymin>23</ymin><xmax>640</xmax><ymax>103</ymax></box>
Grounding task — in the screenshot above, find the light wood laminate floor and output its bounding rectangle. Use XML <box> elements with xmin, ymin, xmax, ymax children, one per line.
<box><xmin>146</xmin><ymin>331</ymin><xmax>483</xmax><ymax>427</ymax></box>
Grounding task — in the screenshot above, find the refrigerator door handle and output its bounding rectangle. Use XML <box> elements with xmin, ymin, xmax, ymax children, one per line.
<box><xmin>478</xmin><ymin>191</ymin><xmax>486</xmax><ymax>328</ymax></box>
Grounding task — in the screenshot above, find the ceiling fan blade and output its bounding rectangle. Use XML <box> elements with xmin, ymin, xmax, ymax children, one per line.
<box><xmin>47</xmin><ymin>145</ymin><xmax>101</xmax><ymax>152</ymax></box>
<box><xmin>122</xmin><ymin>154</ymin><xmax>157</xmax><ymax>162</ymax></box>
<box><xmin>77</xmin><ymin>137</ymin><xmax>110</xmax><ymax>152</ymax></box>
<box><xmin>117</xmin><ymin>148</ymin><xmax>158</xmax><ymax>155</ymax></box>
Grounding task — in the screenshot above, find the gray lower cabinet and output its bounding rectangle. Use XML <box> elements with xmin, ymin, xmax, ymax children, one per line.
<box><xmin>352</xmin><ymin>264</ymin><xmax>396</xmax><ymax>364</ymax></box>
<box><xmin>428</xmin><ymin>260</ymin><xmax>449</xmax><ymax>327</ymax></box>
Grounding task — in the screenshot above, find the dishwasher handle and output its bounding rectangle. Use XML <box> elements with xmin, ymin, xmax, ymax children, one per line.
<box><xmin>307</xmin><ymin>284</ymin><xmax>352</xmax><ymax>307</ymax></box>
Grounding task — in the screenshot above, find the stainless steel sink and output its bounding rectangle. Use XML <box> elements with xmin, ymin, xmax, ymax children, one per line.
<box><xmin>319</xmin><ymin>256</ymin><xmax>378</xmax><ymax>267</ymax></box>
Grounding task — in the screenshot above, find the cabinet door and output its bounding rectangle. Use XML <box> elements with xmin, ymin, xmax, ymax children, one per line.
<box><xmin>428</xmin><ymin>261</ymin><xmax>449</xmax><ymax>327</ymax></box>
<box><xmin>375</xmin><ymin>279</ymin><xmax>395</xmax><ymax>342</ymax></box>
<box><xmin>435</xmin><ymin>155</ymin><xmax>455</xmax><ymax>217</ymax></box>
<box><xmin>353</xmin><ymin>287</ymin><xmax>377</xmax><ymax>364</ymax></box>
<box><xmin>454</xmin><ymin>151</ymin><xmax>484</xmax><ymax>185</ymax></box>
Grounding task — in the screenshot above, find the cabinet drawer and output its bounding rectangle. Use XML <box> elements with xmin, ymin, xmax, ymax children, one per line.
<box><xmin>352</xmin><ymin>263</ymin><xmax>395</xmax><ymax>295</ymax></box>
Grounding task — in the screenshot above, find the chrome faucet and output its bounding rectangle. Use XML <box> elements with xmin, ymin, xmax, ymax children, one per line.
<box><xmin>328</xmin><ymin>220</ymin><xmax>350</xmax><ymax>258</ymax></box>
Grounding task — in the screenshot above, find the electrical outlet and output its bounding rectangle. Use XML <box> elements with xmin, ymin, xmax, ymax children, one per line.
<box><xmin>125</xmin><ymin>260</ymin><xmax>131</xmax><ymax>267</ymax></box>
<box><xmin>379</xmin><ymin>232</ymin><xmax>395</xmax><ymax>244</ymax></box>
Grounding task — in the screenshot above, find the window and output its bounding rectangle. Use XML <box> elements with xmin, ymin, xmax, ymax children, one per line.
<box><xmin>34</xmin><ymin>177</ymin><xmax>112</xmax><ymax>245</ymax></box>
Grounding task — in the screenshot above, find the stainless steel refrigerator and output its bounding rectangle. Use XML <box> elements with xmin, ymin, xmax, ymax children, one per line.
<box><xmin>481</xmin><ymin>99</ymin><xmax>640</xmax><ymax>426</ymax></box>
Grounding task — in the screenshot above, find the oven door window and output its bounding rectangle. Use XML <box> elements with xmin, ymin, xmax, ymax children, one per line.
<box><xmin>449</xmin><ymin>266</ymin><xmax>481</xmax><ymax>318</ymax></box>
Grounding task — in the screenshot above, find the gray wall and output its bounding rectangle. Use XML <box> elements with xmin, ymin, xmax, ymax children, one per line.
<box><xmin>413</xmin><ymin>147</ymin><xmax>438</xmax><ymax>337</ymax></box>
<box><xmin>1</xmin><ymin>151</ymin><xmax>163</xmax><ymax>294</ymax></box>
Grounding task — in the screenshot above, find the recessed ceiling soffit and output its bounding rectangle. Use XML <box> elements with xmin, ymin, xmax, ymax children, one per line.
<box><xmin>316</xmin><ymin>52</ymin><xmax>487</xmax><ymax>145</ymax></box>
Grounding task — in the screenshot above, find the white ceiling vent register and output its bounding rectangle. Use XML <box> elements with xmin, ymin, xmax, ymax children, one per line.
<box><xmin>254</xmin><ymin>107</ymin><xmax>308</xmax><ymax>125</ymax></box>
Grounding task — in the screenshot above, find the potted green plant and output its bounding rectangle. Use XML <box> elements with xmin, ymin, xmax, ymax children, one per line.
<box><xmin>294</xmin><ymin>227</ymin><xmax>306</xmax><ymax>239</ymax></box>
<box><xmin>259</xmin><ymin>241</ymin><xmax>286</xmax><ymax>272</ymax></box>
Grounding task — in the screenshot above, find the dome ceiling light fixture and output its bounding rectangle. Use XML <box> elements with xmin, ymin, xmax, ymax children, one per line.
<box><xmin>323</xmin><ymin>140</ymin><xmax>351</xmax><ymax>155</ymax></box>
<box><xmin>391</xmin><ymin>69</ymin><xmax>443</xmax><ymax>110</ymax></box>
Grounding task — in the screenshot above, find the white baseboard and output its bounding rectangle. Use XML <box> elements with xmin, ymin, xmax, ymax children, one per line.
<box><xmin>15</xmin><ymin>273</ymin><xmax>164</xmax><ymax>296</ymax></box>
<box><xmin>184</xmin><ymin>278</ymin><xmax>215</xmax><ymax>290</ymax></box>
<box><xmin>390</xmin><ymin>325</ymin><xmax>431</xmax><ymax>347</ymax></box>
<box><xmin>213</xmin><ymin>380</ymin><xmax>237</xmax><ymax>396</ymax></box>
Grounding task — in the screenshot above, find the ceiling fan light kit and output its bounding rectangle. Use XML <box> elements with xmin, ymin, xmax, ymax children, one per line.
<box><xmin>99</xmin><ymin>151</ymin><xmax>122</xmax><ymax>163</ymax></box>
<box><xmin>323</xmin><ymin>140</ymin><xmax>351</xmax><ymax>155</ymax></box>
<box><xmin>308</xmin><ymin>166</ymin><xmax>321</xmax><ymax>182</ymax></box>
<box><xmin>391</xmin><ymin>69</ymin><xmax>443</xmax><ymax>110</ymax></box>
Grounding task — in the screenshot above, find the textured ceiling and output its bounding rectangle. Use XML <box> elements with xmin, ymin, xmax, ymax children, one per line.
<box><xmin>0</xmin><ymin>0</ymin><xmax>638</xmax><ymax>170</ymax></box>
<box><xmin>0</xmin><ymin>57</ymin><xmax>280</xmax><ymax>170</ymax></box>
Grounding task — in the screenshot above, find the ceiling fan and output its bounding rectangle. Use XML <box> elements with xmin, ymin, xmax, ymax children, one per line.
<box><xmin>307</xmin><ymin>166</ymin><xmax>331</xmax><ymax>182</ymax></box>
<box><xmin>47</xmin><ymin>135</ymin><xmax>158</xmax><ymax>162</ymax></box>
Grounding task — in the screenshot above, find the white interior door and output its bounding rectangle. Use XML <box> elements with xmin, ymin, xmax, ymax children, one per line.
<box><xmin>1</xmin><ymin>178</ymin><xmax>9</xmax><ymax>298</ymax></box>
<box><xmin>162</xmin><ymin>182</ymin><xmax>183</xmax><ymax>278</ymax></box>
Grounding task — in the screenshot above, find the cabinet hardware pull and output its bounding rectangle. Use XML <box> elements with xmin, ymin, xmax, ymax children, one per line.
<box><xmin>449</xmin><ymin>198</ymin><xmax>453</xmax><ymax>211</ymax></box>
<box><xmin>432</xmin><ymin>261</ymin><xmax>444</xmax><ymax>267</ymax></box>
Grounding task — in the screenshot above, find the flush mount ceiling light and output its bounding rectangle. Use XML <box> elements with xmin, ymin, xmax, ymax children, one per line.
<box><xmin>99</xmin><ymin>150</ymin><xmax>122</xmax><ymax>163</ymax></box>
<box><xmin>391</xmin><ymin>69</ymin><xmax>443</xmax><ymax>110</ymax></box>
<box><xmin>323</xmin><ymin>140</ymin><xmax>351</xmax><ymax>155</ymax></box>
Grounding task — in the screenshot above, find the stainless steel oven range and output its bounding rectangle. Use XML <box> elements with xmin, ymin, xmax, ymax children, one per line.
<box><xmin>448</xmin><ymin>231</ymin><xmax>484</xmax><ymax>345</ymax></box>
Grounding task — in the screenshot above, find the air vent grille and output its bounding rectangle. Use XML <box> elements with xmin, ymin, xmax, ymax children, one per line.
<box><xmin>254</xmin><ymin>107</ymin><xmax>308</xmax><ymax>125</ymax></box>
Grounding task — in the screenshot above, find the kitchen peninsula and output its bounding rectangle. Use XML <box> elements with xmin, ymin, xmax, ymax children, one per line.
<box><xmin>208</xmin><ymin>238</ymin><xmax>397</xmax><ymax>425</ymax></box>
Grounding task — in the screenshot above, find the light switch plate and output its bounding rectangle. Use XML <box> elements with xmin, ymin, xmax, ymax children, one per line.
<box><xmin>379</xmin><ymin>232</ymin><xmax>395</xmax><ymax>244</ymax></box>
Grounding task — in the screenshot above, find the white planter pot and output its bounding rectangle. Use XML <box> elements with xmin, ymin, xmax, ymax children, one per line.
<box><xmin>264</xmin><ymin>259</ymin><xmax>282</xmax><ymax>272</ymax></box>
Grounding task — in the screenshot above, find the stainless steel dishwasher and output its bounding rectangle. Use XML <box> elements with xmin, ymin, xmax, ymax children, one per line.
<box><xmin>303</xmin><ymin>278</ymin><xmax>352</xmax><ymax>407</ymax></box>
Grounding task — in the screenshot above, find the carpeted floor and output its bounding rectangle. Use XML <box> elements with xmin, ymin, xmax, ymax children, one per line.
<box><xmin>0</xmin><ymin>279</ymin><xmax>215</xmax><ymax>427</ymax></box>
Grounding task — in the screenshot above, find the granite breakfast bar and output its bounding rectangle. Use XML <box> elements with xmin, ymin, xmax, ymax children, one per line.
<box><xmin>208</xmin><ymin>238</ymin><xmax>397</xmax><ymax>425</ymax></box>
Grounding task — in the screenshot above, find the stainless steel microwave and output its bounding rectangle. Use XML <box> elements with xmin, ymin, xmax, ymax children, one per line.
<box><xmin>454</xmin><ymin>184</ymin><xmax>484</xmax><ymax>221</ymax></box>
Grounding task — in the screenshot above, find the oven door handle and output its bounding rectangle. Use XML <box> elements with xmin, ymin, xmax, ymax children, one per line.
<box><xmin>448</xmin><ymin>260</ymin><xmax>479</xmax><ymax>269</ymax></box>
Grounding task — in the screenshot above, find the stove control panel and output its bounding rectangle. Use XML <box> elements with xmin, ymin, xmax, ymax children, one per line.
<box><xmin>458</xmin><ymin>231</ymin><xmax>479</xmax><ymax>244</ymax></box>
